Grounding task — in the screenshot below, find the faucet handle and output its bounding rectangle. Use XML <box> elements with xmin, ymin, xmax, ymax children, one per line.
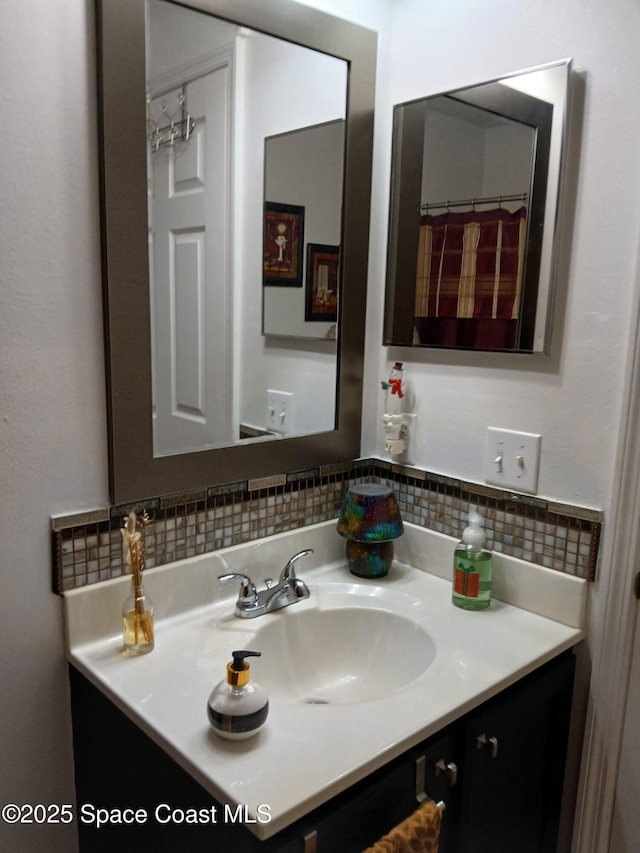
<box><xmin>218</xmin><ymin>572</ymin><xmax>257</xmax><ymax>606</ymax></box>
<box><xmin>279</xmin><ymin>549</ymin><xmax>314</xmax><ymax>582</ymax></box>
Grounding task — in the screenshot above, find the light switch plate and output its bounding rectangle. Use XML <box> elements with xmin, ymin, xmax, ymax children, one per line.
<box><xmin>267</xmin><ymin>390</ymin><xmax>295</xmax><ymax>435</ymax></box>
<box><xmin>485</xmin><ymin>427</ymin><xmax>541</xmax><ymax>494</ymax></box>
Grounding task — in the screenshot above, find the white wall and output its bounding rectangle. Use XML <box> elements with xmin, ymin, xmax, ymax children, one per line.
<box><xmin>423</xmin><ymin>109</ymin><xmax>487</xmax><ymax>201</ymax></box>
<box><xmin>364</xmin><ymin>0</ymin><xmax>640</xmax><ymax>512</ymax></box>
<box><xmin>263</xmin><ymin>120</ymin><xmax>344</xmax><ymax>341</ymax></box>
<box><xmin>236</xmin><ymin>28</ymin><xmax>348</xmax><ymax>435</ymax></box>
<box><xmin>146</xmin><ymin>0</ymin><xmax>237</xmax><ymax>77</ymax></box>
<box><xmin>0</xmin><ymin>2</ymin><xmax>107</xmax><ymax>851</ymax></box>
<box><xmin>421</xmin><ymin>109</ymin><xmax>533</xmax><ymax>203</ymax></box>
<box><xmin>301</xmin><ymin>0</ymin><xmax>640</xmax><ymax>509</ymax></box>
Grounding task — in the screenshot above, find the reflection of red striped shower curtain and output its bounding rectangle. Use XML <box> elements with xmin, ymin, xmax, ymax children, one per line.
<box><xmin>414</xmin><ymin>207</ymin><xmax>527</xmax><ymax>350</ymax></box>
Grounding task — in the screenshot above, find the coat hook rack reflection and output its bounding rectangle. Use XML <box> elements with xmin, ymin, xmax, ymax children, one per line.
<box><xmin>147</xmin><ymin>90</ymin><xmax>196</xmax><ymax>151</ymax></box>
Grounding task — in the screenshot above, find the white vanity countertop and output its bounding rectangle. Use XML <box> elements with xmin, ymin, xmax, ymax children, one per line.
<box><xmin>63</xmin><ymin>521</ymin><xmax>587</xmax><ymax>839</ymax></box>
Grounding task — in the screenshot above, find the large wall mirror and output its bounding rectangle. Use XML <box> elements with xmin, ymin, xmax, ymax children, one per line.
<box><xmin>384</xmin><ymin>60</ymin><xmax>571</xmax><ymax>354</ymax></box>
<box><xmin>97</xmin><ymin>0</ymin><xmax>376</xmax><ymax>503</ymax></box>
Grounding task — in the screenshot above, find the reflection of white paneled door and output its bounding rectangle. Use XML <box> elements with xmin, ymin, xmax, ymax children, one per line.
<box><xmin>149</xmin><ymin>63</ymin><xmax>231</xmax><ymax>456</ymax></box>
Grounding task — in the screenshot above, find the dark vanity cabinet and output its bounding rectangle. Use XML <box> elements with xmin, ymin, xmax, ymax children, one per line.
<box><xmin>70</xmin><ymin>652</ymin><xmax>575</xmax><ymax>853</ymax></box>
<box><xmin>456</xmin><ymin>653</ymin><xmax>575</xmax><ymax>853</ymax></box>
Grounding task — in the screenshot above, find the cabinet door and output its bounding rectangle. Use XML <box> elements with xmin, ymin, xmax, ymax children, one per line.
<box><xmin>411</xmin><ymin>731</ymin><xmax>459</xmax><ymax>853</ymax></box>
<box><xmin>291</xmin><ymin>732</ymin><xmax>455</xmax><ymax>853</ymax></box>
<box><xmin>300</xmin><ymin>760</ymin><xmax>416</xmax><ymax>853</ymax></box>
<box><xmin>457</xmin><ymin>655</ymin><xmax>575</xmax><ymax>853</ymax></box>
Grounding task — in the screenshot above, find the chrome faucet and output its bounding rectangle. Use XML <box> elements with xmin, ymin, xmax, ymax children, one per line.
<box><xmin>219</xmin><ymin>549</ymin><xmax>313</xmax><ymax>618</ymax></box>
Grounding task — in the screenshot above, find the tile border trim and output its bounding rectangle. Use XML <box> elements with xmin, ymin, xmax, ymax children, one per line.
<box><xmin>51</xmin><ymin>457</ymin><xmax>603</xmax><ymax>593</ymax></box>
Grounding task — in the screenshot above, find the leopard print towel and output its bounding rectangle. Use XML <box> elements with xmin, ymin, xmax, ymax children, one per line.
<box><xmin>363</xmin><ymin>800</ymin><xmax>442</xmax><ymax>853</ymax></box>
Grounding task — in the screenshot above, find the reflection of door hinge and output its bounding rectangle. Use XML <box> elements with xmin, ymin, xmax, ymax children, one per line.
<box><xmin>634</xmin><ymin>571</ymin><xmax>640</xmax><ymax>600</ymax></box>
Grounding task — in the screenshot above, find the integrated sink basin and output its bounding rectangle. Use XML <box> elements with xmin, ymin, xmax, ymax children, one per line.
<box><xmin>251</xmin><ymin>602</ymin><xmax>437</xmax><ymax>704</ymax></box>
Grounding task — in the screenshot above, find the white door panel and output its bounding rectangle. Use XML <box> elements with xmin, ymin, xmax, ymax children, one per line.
<box><xmin>173</xmin><ymin>127</ymin><xmax>205</xmax><ymax>192</ymax></box>
<box><xmin>149</xmin><ymin>64</ymin><xmax>232</xmax><ymax>455</ymax></box>
<box><xmin>173</xmin><ymin>230</ymin><xmax>205</xmax><ymax>419</ymax></box>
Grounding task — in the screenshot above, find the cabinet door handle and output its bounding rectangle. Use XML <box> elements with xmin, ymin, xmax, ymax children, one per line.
<box><xmin>435</xmin><ymin>758</ymin><xmax>458</xmax><ymax>786</ymax></box>
<box><xmin>415</xmin><ymin>754</ymin><xmax>428</xmax><ymax>802</ymax></box>
<box><xmin>415</xmin><ymin>755</ymin><xmax>448</xmax><ymax>809</ymax></box>
<box><xmin>302</xmin><ymin>829</ymin><xmax>318</xmax><ymax>853</ymax></box>
<box><xmin>476</xmin><ymin>733</ymin><xmax>499</xmax><ymax>759</ymax></box>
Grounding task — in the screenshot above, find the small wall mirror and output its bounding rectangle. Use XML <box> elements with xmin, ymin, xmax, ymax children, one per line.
<box><xmin>384</xmin><ymin>60</ymin><xmax>571</xmax><ymax>354</ymax></box>
<box><xmin>97</xmin><ymin>0</ymin><xmax>376</xmax><ymax>503</ymax></box>
<box><xmin>263</xmin><ymin>119</ymin><xmax>345</xmax><ymax>342</ymax></box>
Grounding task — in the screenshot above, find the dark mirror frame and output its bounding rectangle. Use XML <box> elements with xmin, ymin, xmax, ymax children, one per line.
<box><xmin>96</xmin><ymin>0</ymin><xmax>376</xmax><ymax>504</ymax></box>
<box><xmin>384</xmin><ymin>60</ymin><xmax>571</xmax><ymax>354</ymax></box>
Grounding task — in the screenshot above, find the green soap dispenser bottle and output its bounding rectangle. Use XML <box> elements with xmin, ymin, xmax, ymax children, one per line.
<box><xmin>452</xmin><ymin>508</ymin><xmax>492</xmax><ymax>610</ymax></box>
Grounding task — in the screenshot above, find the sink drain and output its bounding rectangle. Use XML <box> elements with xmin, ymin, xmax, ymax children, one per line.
<box><xmin>304</xmin><ymin>697</ymin><xmax>329</xmax><ymax>705</ymax></box>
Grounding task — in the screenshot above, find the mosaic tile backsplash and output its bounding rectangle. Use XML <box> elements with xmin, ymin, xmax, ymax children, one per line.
<box><xmin>52</xmin><ymin>458</ymin><xmax>602</xmax><ymax>594</ymax></box>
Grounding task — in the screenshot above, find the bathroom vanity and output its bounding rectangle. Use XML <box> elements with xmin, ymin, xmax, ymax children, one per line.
<box><xmin>64</xmin><ymin>521</ymin><xmax>585</xmax><ymax>852</ymax></box>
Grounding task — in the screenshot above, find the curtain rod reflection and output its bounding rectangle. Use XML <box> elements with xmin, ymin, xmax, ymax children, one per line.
<box><xmin>420</xmin><ymin>192</ymin><xmax>527</xmax><ymax>213</ymax></box>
